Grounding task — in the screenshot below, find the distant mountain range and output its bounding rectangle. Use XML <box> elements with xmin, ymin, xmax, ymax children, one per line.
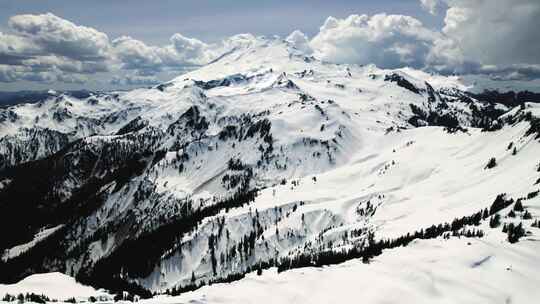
<box><xmin>1</xmin><ymin>36</ymin><xmax>539</xmax><ymax>301</ymax></box>
<box><xmin>0</xmin><ymin>90</ymin><xmax>105</xmax><ymax>108</ymax></box>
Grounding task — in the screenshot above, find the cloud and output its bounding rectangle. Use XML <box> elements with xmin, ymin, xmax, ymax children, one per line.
<box><xmin>110</xmin><ymin>75</ymin><xmax>160</xmax><ymax>86</ymax></box>
<box><xmin>423</xmin><ymin>0</ymin><xmax>540</xmax><ymax>79</ymax></box>
<box><xmin>20</xmin><ymin>55</ymin><xmax>108</xmax><ymax>74</ymax></box>
<box><xmin>0</xmin><ymin>32</ymin><xmax>42</xmax><ymax>67</ymax></box>
<box><xmin>112</xmin><ymin>36</ymin><xmax>163</xmax><ymax>74</ymax></box>
<box><xmin>307</xmin><ymin>4</ymin><xmax>540</xmax><ymax>81</ymax></box>
<box><xmin>56</xmin><ymin>73</ymin><xmax>87</xmax><ymax>84</ymax></box>
<box><xmin>8</xmin><ymin>13</ymin><xmax>110</xmax><ymax>61</ymax></box>
<box><xmin>0</xmin><ymin>64</ymin><xmax>84</xmax><ymax>84</ymax></box>
<box><xmin>170</xmin><ymin>33</ymin><xmax>208</xmax><ymax>63</ymax></box>
<box><xmin>419</xmin><ymin>0</ymin><xmax>443</xmax><ymax>15</ymax></box>
<box><xmin>0</xmin><ymin>13</ymin><xmax>111</xmax><ymax>83</ymax></box>
<box><xmin>286</xmin><ymin>30</ymin><xmax>313</xmax><ymax>54</ymax></box>
<box><xmin>472</xmin><ymin>64</ymin><xmax>540</xmax><ymax>81</ymax></box>
<box><xmin>111</xmin><ymin>34</ymin><xmax>214</xmax><ymax>76</ymax></box>
<box><xmin>2</xmin><ymin>7</ymin><xmax>540</xmax><ymax>86</ymax></box>
<box><xmin>19</xmin><ymin>71</ymin><xmax>57</xmax><ymax>83</ymax></box>
<box><xmin>0</xmin><ymin>65</ymin><xmax>19</xmax><ymax>82</ymax></box>
<box><xmin>441</xmin><ymin>0</ymin><xmax>540</xmax><ymax>66</ymax></box>
<box><xmin>220</xmin><ymin>33</ymin><xmax>259</xmax><ymax>50</ymax></box>
<box><xmin>310</xmin><ymin>14</ymin><xmax>438</xmax><ymax>69</ymax></box>
<box><xmin>112</xmin><ymin>33</ymin><xmax>219</xmax><ymax>76</ymax></box>
<box><xmin>0</xmin><ymin>13</ymin><xmax>220</xmax><ymax>84</ymax></box>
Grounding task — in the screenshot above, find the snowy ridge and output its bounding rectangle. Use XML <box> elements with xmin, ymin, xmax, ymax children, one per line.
<box><xmin>0</xmin><ymin>272</ymin><xmax>110</xmax><ymax>301</ymax></box>
<box><xmin>0</xmin><ymin>36</ymin><xmax>539</xmax><ymax>301</ymax></box>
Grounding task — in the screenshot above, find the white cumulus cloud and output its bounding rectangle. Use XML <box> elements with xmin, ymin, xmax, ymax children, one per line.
<box><xmin>310</xmin><ymin>14</ymin><xmax>439</xmax><ymax>69</ymax></box>
<box><xmin>425</xmin><ymin>0</ymin><xmax>540</xmax><ymax>78</ymax></box>
<box><xmin>8</xmin><ymin>13</ymin><xmax>110</xmax><ymax>61</ymax></box>
<box><xmin>112</xmin><ymin>36</ymin><xmax>163</xmax><ymax>73</ymax></box>
<box><xmin>1</xmin><ymin>6</ymin><xmax>540</xmax><ymax>86</ymax></box>
<box><xmin>419</xmin><ymin>0</ymin><xmax>443</xmax><ymax>15</ymax></box>
<box><xmin>286</xmin><ymin>30</ymin><xmax>313</xmax><ymax>55</ymax></box>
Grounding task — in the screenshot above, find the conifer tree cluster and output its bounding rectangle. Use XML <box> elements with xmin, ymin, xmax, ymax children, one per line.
<box><xmin>488</xmin><ymin>193</ymin><xmax>514</xmax><ymax>215</ymax></box>
<box><xmin>503</xmin><ymin>222</ymin><xmax>525</xmax><ymax>243</ymax></box>
<box><xmin>277</xmin><ymin>207</ymin><xmax>490</xmax><ymax>273</ymax></box>
<box><xmin>1</xmin><ymin>293</ymin><xmax>50</xmax><ymax>304</ymax></box>
<box><xmin>485</xmin><ymin>157</ymin><xmax>497</xmax><ymax>169</ymax></box>
<box><xmin>489</xmin><ymin>214</ymin><xmax>501</xmax><ymax>228</ymax></box>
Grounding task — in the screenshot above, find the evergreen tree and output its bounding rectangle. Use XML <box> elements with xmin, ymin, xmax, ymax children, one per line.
<box><xmin>507</xmin><ymin>222</ymin><xmax>525</xmax><ymax>243</ymax></box>
<box><xmin>2</xmin><ymin>294</ymin><xmax>17</xmax><ymax>302</ymax></box>
<box><xmin>489</xmin><ymin>214</ymin><xmax>501</xmax><ymax>228</ymax></box>
<box><xmin>489</xmin><ymin>194</ymin><xmax>513</xmax><ymax>215</ymax></box>
<box><xmin>513</xmin><ymin>200</ymin><xmax>524</xmax><ymax>212</ymax></box>
<box><xmin>256</xmin><ymin>263</ymin><xmax>263</xmax><ymax>276</ymax></box>
<box><xmin>485</xmin><ymin>157</ymin><xmax>497</xmax><ymax>169</ymax></box>
<box><xmin>482</xmin><ymin>208</ymin><xmax>489</xmax><ymax>220</ymax></box>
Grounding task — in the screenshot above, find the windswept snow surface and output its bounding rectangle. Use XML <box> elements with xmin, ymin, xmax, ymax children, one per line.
<box><xmin>142</xmin><ymin>230</ymin><xmax>540</xmax><ymax>304</ymax></box>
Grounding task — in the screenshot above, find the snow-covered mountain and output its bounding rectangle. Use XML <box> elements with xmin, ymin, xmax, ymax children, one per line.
<box><xmin>1</xmin><ymin>36</ymin><xmax>539</xmax><ymax>301</ymax></box>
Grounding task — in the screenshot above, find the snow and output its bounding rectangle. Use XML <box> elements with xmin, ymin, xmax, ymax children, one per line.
<box><xmin>1</xmin><ymin>35</ymin><xmax>540</xmax><ymax>302</ymax></box>
<box><xmin>2</xmin><ymin>225</ymin><xmax>63</xmax><ymax>261</ymax></box>
<box><xmin>137</xmin><ymin>117</ymin><xmax>540</xmax><ymax>291</ymax></box>
<box><xmin>0</xmin><ymin>273</ymin><xmax>110</xmax><ymax>301</ymax></box>
<box><xmin>141</xmin><ymin>229</ymin><xmax>540</xmax><ymax>304</ymax></box>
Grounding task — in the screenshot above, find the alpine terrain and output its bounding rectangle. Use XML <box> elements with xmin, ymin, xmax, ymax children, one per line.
<box><xmin>1</xmin><ymin>35</ymin><xmax>540</xmax><ymax>303</ymax></box>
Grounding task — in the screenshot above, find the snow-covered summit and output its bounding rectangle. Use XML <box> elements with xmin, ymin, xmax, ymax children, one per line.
<box><xmin>0</xmin><ymin>35</ymin><xmax>539</xmax><ymax>301</ymax></box>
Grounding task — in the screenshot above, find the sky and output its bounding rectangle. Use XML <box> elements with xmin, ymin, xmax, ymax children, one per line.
<box><xmin>0</xmin><ymin>0</ymin><xmax>538</xmax><ymax>91</ymax></box>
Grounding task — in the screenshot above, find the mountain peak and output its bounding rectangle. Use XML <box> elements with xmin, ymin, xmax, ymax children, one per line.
<box><xmin>1</xmin><ymin>32</ymin><xmax>540</xmax><ymax>299</ymax></box>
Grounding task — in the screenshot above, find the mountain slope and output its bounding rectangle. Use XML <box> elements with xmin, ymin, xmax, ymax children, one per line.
<box><xmin>142</xmin><ymin>233</ymin><xmax>540</xmax><ymax>304</ymax></box>
<box><xmin>0</xmin><ymin>36</ymin><xmax>539</xmax><ymax>297</ymax></box>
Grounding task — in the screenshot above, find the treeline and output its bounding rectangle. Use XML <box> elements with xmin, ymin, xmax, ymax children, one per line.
<box><xmin>2</xmin><ymin>293</ymin><xmax>50</xmax><ymax>304</ymax></box>
<box><xmin>0</xmin><ymin>127</ymin><xmax>161</xmax><ymax>252</ymax></box>
<box><xmin>80</xmin><ymin>187</ymin><xmax>259</xmax><ymax>297</ymax></box>
<box><xmin>164</xmin><ymin>272</ymin><xmax>247</xmax><ymax>296</ymax></box>
<box><xmin>278</xmin><ymin>193</ymin><xmax>528</xmax><ymax>273</ymax></box>
<box><xmin>164</xmin><ymin>259</ymin><xmax>276</xmax><ymax>297</ymax></box>
<box><xmin>0</xmin><ymin>148</ymin><xmax>158</xmax><ymax>284</ymax></box>
<box><xmin>158</xmin><ymin>192</ymin><xmax>531</xmax><ymax>297</ymax></box>
<box><xmin>471</xmin><ymin>90</ymin><xmax>540</xmax><ymax>108</ymax></box>
<box><xmin>277</xmin><ymin>206</ymin><xmax>489</xmax><ymax>272</ymax></box>
<box><xmin>503</xmin><ymin>222</ymin><xmax>526</xmax><ymax>243</ymax></box>
<box><xmin>160</xmin><ymin>193</ymin><xmax>526</xmax><ymax>297</ymax></box>
<box><xmin>2</xmin><ymin>293</ymin><xmax>116</xmax><ymax>303</ymax></box>
<box><xmin>1</xmin><ymin>105</ymin><xmax>276</xmax><ymax>295</ymax></box>
<box><xmin>165</xmin><ymin>195</ymin><xmax>520</xmax><ymax>296</ymax></box>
